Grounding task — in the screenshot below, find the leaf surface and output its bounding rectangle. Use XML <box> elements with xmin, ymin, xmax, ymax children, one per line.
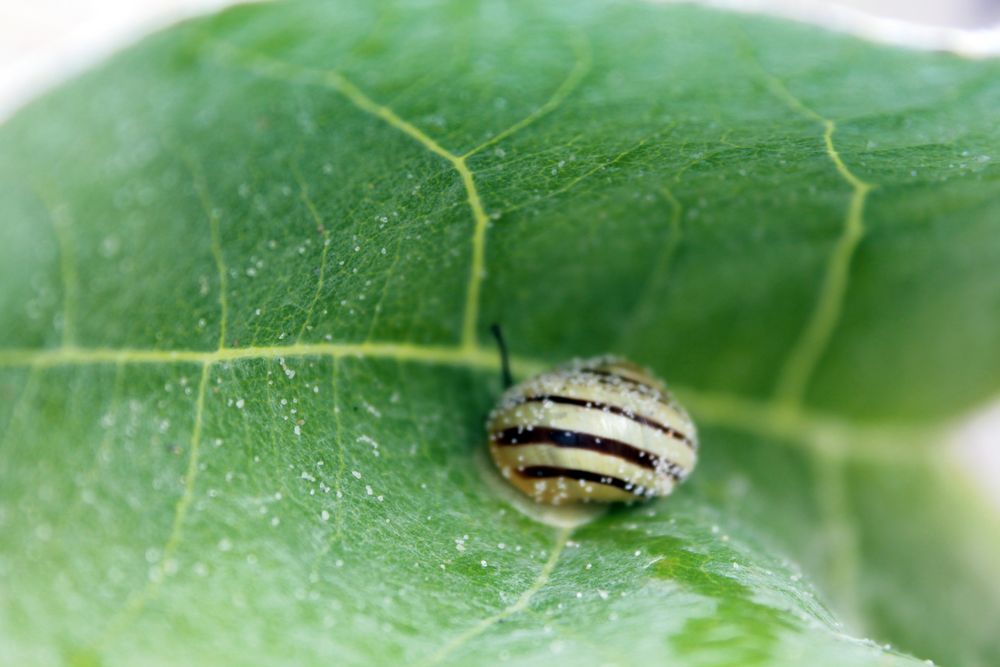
<box><xmin>2</xmin><ymin>2</ymin><xmax>999</xmax><ymax>666</ymax></box>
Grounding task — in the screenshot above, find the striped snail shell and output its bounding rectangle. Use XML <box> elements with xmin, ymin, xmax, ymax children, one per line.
<box><xmin>487</xmin><ymin>356</ymin><xmax>697</xmax><ymax>505</ymax></box>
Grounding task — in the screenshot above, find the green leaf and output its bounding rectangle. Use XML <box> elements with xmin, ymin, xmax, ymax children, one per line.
<box><xmin>2</xmin><ymin>1</ymin><xmax>999</xmax><ymax>665</ymax></box>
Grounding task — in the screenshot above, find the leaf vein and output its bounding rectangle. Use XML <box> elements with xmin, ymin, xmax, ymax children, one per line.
<box><xmin>212</xmin><ymin>42</ymin><xmax>489</xmax><ymax>350</ymax></box>
<box><xmin>93</xmin><ymin>360</ymin><xmax>211</xmax><ymax>648</ymax></box>
<box><xmin>461</xmin><ymin>30</ymin><xmax>592</xmax><ymax>159</ymax></box>
<box><xmin>615</xmin><ymin>182</ymin><xmax>684</xmax><ymax>351</ymax></box>
<box><xmin>418</xmin><ymin>526</ymin><xmax>572</xmax><ymax>667</ymax></box>
<box><xmin>0</xmin><ymin>341</ymin><xmax>940</xmax><ymax>462</ymax></box>
<box><xmin>753</xmin><ymin>61</ymin><xmax>875</xmax><ymax>412</ymax></box>
<box><xmin>495</xmin><ymin>135</ymin><xmax>651</xmax><ymax>218</ymax></box>
<box><xmin>292</xmin><ymin>156</ymin><xmax>334</xmax><ymax>342</ymax></box>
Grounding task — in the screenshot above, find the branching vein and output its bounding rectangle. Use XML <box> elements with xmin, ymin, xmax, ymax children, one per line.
<box><xmin>494</xmin><ymin>134</ymin><xmax>652</xmax><ymax>218</ymax></box>
<box><xmin>456</xmin><ymin>161</ymin><xmax>490</xmax><ymax>350</ymax></box>
<box><xmin>96</xmin><ymin>360</ymin><xmax>211</xmax><ymax>646</ymax></box>
<box><xmin>746</xmin><ymin>51</ymin><xmax>878</xmax><ymax>629</ymax></box>
<box><xmin>757</xmin><ymin>67</ymin><xmax>875</xmax><ymax>411</ymax></box>
<box><xmin>0</xmin><ymin>338</ymin><xmax>938</xmax><ymax>463</ymax></box>
<box><xmin>461</xmin><ymin>31</ymin><xmax>591</xmax><ymax>159</ymax></box>
<box><xmin>292</xmin><ymin>157</ymin><xmax>333</xmax><ymax>342</ymax></box>
<box><xmin>418</xmin><ymin>526</ymin><xmax>572</xmax><ymax>667</ymax></box>
<box><xmin>213</xmin><ymin>39</ymin><xmax>589</xmax><ymax>353</ymax></box>
<box><xmin>615</xmin><ymin>183</ymin><xmax>684</xmax><ymax>350</ymax></box>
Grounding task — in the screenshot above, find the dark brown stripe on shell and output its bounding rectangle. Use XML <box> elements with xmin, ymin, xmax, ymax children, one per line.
<box><xmin>520</xmin><ymin>395</ymin><xmax>694</xmax><ymax>448</ymax></box>
<box><xmin>492</xmin><ymin>426</ymin><xmax>683</xmax><ymax>480</ymax></box>
<box><xmin>578</xmin><ymin>368</ymin><xmax>686</xmax><ymax>414</ymax></box>
<box><xmin>580</xmin><ymin>368</ymin><xmax>659</xmax><ymax>392</ymax></box>
<box><xmin>516</xmin><ymin>465</ymin><xmax>644</xmax><ymax>495</ymax></box>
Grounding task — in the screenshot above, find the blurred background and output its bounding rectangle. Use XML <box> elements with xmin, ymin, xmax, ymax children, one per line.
<box><xmin>834</xmin><ymin>0</ymin><xmax>1000</xmax><ymax>24</ymax></box>
<box><xmin>2</xmin><ymin>0</ymin><xmax>997</xmax><ymax>507</ymax></box>
<box><xmin>4</xmin><ymin>0</ymin><xmax>1000</xmax><ymax>119</ymax></box>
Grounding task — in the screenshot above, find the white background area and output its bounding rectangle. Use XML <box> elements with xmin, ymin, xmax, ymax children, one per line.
<box><xmin>1</xmin><ymin>0</ymin><xmax>998</xmax><ymax>505</ymax></box>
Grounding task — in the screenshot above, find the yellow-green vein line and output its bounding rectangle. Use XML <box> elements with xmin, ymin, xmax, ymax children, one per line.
<box><xmin>419</xmin><ymin>526</ymin><xmax>572</xmax><ymax>667</ymax></box>
<box><xmin>145</xmin><ymin>362</ymin><xmax>211</xmax><ymax>578</ymax></box>
<box><xmin>292</xmin><ymin>157</ymin><xmax>333</xmax><ymax>341</ymax></box>
<box><xmin>758</xmin><ymin>69</ymin><xmax>875</xmax><ymax>410</ymax></box>
<box><xmin>215</xmin><ymin>43</ymin><xmax>492</xmax><ymax>351</ymax></box>
<box><xmin>758</xmin><ymin>68</ymin><xmax>825</xmax><ymax>125</ymax></box>
<box><xmin>95</xmin><ymin>360</ymin><xmax>211</xmax><ymax>648</ymax></box>
<box><xmin>456</xmin><ymin>158</ymin><xmax>490</xmax><ymax>350</ymax></box>
<box><xmin>0</xmin><ymin>340</ymin><xmax>933</xmax><ymax>461</ymax></box>
<box><xmin>323</xmin><ymin>69</ymin><xmax>456</xmax><ymax>162</ymax></box>
<box><xmin>740</xmin><ymin>45</ymin><xmax>879</xmax><ymax>630</ymax></box>
<box><xmin>496</xmin><ymin>135</ymin><xmax>651</xmax><ymax>217</ymax></box>
<box><xmin>184</xmin><ymin>153</ymin><xmax>230</xmax><ymax>349</ymax></box>
<box><xmin>314</xmin><ymin>65</ymin><xmax>489</xmax><ymax>351</ymax></box>
<box><xmin>462</xmin><ymin>31</ymin><xmax>592</xmax><ymax>159</ymax></box>
<box><xmin>615</xmin><ymin>182</ymin><xmax>683</xmax><ymax>350</ymax></box>
<box><xmin>0</xmin><ymin>341</ymin><xmax>498</xmax><ymax>369</ymax></box>
<box><xmin>673</xmin><ymin>383</ymin><xmax>936</xmax><ymax>465</ymax></box>
<box><xmin>776</xmin><ymin>157</ymin><xmax>870</xmax><ymax>408</ymax></box>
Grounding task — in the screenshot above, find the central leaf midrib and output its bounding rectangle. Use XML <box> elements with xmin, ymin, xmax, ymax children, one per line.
<box><xmin>0</xmin><ymin>338</ymin><xmax>942</xmax><ymax>466</ymax></box>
